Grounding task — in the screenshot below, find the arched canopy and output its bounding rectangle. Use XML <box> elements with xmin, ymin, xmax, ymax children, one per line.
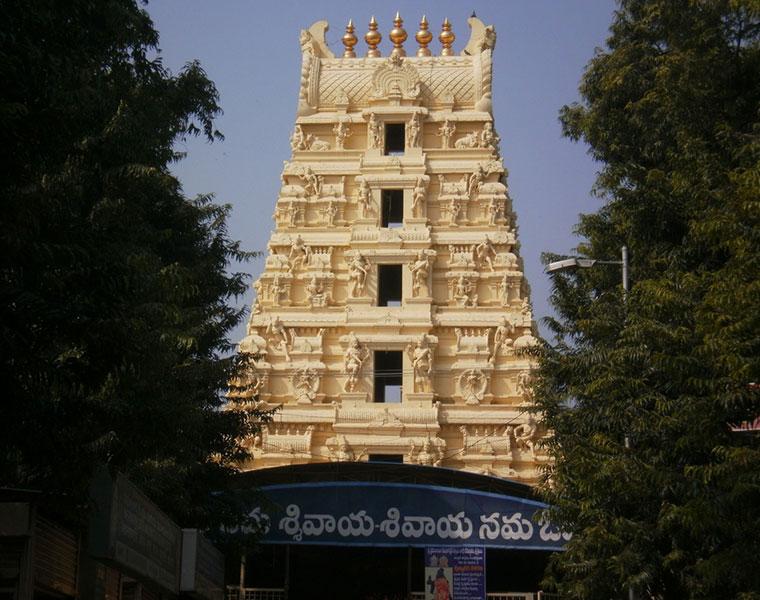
<box><xmin>232</xmin><ymin>463</ymin><xmax>569</xmax><ymax>551</ymax></box>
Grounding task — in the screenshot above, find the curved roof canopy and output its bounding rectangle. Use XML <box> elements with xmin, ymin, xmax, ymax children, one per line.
<box><xmin>231</xmin><ymin>463</ymin><xmax>567</xmax><ymax>550</ymax></box>
<box><xmin>235</xmin><ymin>462</ymin><xmax>536</xmax><ymax>498</ymax></box>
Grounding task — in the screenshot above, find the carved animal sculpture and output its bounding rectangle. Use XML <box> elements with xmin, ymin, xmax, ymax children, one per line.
<box><xmin>437</xmin><ymin>174</ymin><xmax>468</xmax><ymax>196</ymax></box>
<box><xmin>309</xmin><ymin>138</ymin><xmax>330</xmax><ymax>151</ymax></box>
<box><xmin>318</xmin><ymin>176</ymin><xmax>346</xmax><ymax>198</ymax></box>
<box><xmin>454</xmin><ymin>131</ymin><xmax>480</xmax><ymax>149</ymax></box>
<box><xmin>279</xmin><ymin>184</ymin><xmax>307</xmax><ymax>198</ymax></box>
<box><xmin>477</xmin><ymin>181</ymin><xmax>508</xmax><ymax>196</ymax></box>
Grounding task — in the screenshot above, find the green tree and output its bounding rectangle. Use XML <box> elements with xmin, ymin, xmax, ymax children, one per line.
<box><xmin>534</xmin><ymin>1</ymin><xmax>760</xmax><ymax>598</ymax></box>
<box><xmin>0</xmin><ymin>0</ymin><xmax>262</xmax><ymax>531</ymax></box>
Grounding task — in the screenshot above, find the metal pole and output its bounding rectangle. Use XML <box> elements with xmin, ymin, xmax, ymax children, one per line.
<box><xmin>284</xmin><ymin>544</ymin><xmax>290</xmax><ymax>600</ymax></box>
<box><xmin>407</xmin><ymin>546</ymin><xmax>412</xmax><ymax>600</ymax></box>
<box><xmin>622</xmin><ymin>244</ymin><xmax>632</xmax><ymax>452</ymax></box>
<box><xmin>238</xmin><ymin>555</ymin><xmax>246</xmax><ymax>598</ymax></box>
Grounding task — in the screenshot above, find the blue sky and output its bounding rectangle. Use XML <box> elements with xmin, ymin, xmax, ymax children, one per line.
<box><xmin>145</xmin><ymin>1</ymin><xmax>617</xmax><ymax>341</ymax></box>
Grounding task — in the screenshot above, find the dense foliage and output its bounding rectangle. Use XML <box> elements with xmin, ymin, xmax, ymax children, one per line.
<box><xmin>0</xmin><ymin>0</ymin><xmax>260</xmax><ymax>530</ymax></box>
<box><xmin>534</xmin><ymin>1</ymin><xmax>760</xmax><ymax>598</ymax></box>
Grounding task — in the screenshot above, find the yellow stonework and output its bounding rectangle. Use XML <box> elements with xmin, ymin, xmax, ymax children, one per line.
<box><xmin>231</xmin><ymin>15</ymin><xmax>544</xmax><ymax>483</ymax></box>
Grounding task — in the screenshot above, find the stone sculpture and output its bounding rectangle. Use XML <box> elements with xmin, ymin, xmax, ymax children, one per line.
<box><xmin>406</xmin><ymin>335</ymin><xmax>433</xmax><ymax>392</ymax></box>
<box><xmin>342</xmin><ymin>333</ymin><xmax>369</xmax><ymax>392</ymax></box>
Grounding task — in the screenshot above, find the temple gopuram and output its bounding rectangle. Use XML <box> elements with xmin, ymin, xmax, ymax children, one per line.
<box><xmin>228</xmin><ymin>15</ymin><xmax>563</xmax><ymax>600</ymax></box>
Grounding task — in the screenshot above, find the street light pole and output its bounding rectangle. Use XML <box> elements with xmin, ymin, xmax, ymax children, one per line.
<box><xmin>546</xmin><ymin>245</ymin><xmax>636</xmax><ymax>598</ymax></box>
<box><xmin>546</xmin><ymin>245</ymin><xmax>629</xmax><ymax>299</ymax></box>
<box><xmin>621</xmin><ymin>245</ymin><xmax>629</xmax><ymax>298</ymax></box>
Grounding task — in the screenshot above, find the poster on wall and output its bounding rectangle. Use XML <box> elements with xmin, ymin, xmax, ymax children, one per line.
<box><xmin>424</xmin><ymin>546</ymin><xmax>485</xmax><ymax>600</ymax></box>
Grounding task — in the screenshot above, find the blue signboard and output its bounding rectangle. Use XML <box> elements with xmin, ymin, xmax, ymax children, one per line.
<box><xmin>230</xmin><ymin>482</ymin><xmax>570</xmax><ymax>550</ymax></box>
<box><xmin>425</xmin><ymin>546</ymin><xmax>485</xmax><ymax>600</ymax></box>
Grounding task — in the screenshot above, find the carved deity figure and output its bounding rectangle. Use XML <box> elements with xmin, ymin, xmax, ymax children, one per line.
<box><xmin>408</xmin><ymin>251</ymin><xmax>431</xmax><ymax>297</ymax></box>
<box><xmin>517</xmin><ymin>371</ymin><xmax>533</xmax><ymax>400</ymax></box>
<box><xmin>406</xmin><ymin>113</ymin><xmax>421</xmax><ymax>148</ymax></box>
<box><xmin>437</xmin><ymin>118</ymin><xmax>456</xmax><ymax>149</ymax></box>
<box><xmin>249</xmin><ymin>373</ymin><xmax>266</xmax><ymax>398</ymax></box>
<box><xmin>411</xmin><ymin>436</ymin><xmax>441</xmax><ymax>466</ymax></box>
<box><xmin>367</xmin><ymin>112</ymin><xmax>382</xmax><ymax>149</ymax></box>
<box><xmin>480</xmin><ymin>121</ymin><xmax>500</xmax><ymax>150</ymax></box>
<box><xmin>292</xmin><ymin>368</ymin><xmax>320</xmax><ymax>404</ymax></box>
<box><xmin>347</xmin><ymin>252</ymin><xmax>369</xmax><ymax>297</ymax></box>
<box><xmin>357</xmin><ymin>178</ymin><xmax>372</xmax><ymax>218</ymax></box>
<box><xmin>270</xmin><ymin>275</ymin><xmax>285</xmax><ymax>306</ymax></box>
<box><xmin>454</xmin><ymin>327</ymin><xmax>464</xmax><ymax>351</ymax></box>
<box><xmin>474</xmin><ymin>236</ymin><xmax>496</xmax><ymax>271</ymax></box>
<box><xmin>453</xmin><ymin>275</ymin><xmax>477</xmax><ymax>307</ymax></box>
<box><xmin>306</xmin><ymin>275</ymin><xmax>328</xmax><ymax>307</ymax></box>
<box><xmin>315</xmin><ymin>175</ymin><xmax>326</xmax><ymax>197</ymax></box>
<box><xmin>468</xmin><ymin>164</ymin><xmax>486</xmax><ymax>197</ymax></box>
<box><xmin>513</xmin><ymin>415</ymin><xmax>538</xmax><ymax>457</ymax></box>
<box><xmin>500</xmin><ymin>273</ymin><xmax>520</xmax><ymax>306</ymax></box>
<box><xmin>342</xmin><ymin>334</ymin><xmax>369</xmax><ymax>392</ymax></box>
<box><xmin>266</xmin><ymin>315</ymin><xmax>291</xmax><ymax>361</ymax></box>
<box><xmin>490</xmin><ymin>316</ymin><xmax>515</xmax><ymax>364</ymax></box>
<box><xmin>251</xmin><ymin>296</ymin><xmax>262</xmax><ymax>315</ymax></box>
<box><xmin>499</xmin><ymin>273</ymin><xmax>510</xmax><ymax>306</ymax></box>
<box><xmin>300</xmin><ymin>165</ymin><xmax>319</xmax><ymax>197</ymax></box>
<box><xmin>321</xmin><ymin>199</ymin><xmax>337</xmax><ymax>227</ymax></box>
<box><xmin>287</xmin><ymin>200</ymin><xmax>300</xmax><ymax>227</ymax></box>
<box><xmin>229</xmin><ymin>355</ymin><xmax>265</xmax><ymax>402</ymax></box>
<box><xmin>305</xmin><ymin>276</ymin><xmax>319</xmax><ymax>305</ymax></box>
<box><xmin>488</xmin><ymin>197</ymin><xmax>501</xmax><ymax>226</ymax></box>
<box><xmin>449</xmin><ymin>199</ymin><xmax>462</xmax><ymax>226</ymax></box>
<box><xmin>330</xmin><ymin>435</ymin><xmax>355</xmax><ymax>462</ymax></box>
<box><xmin>459</xmin><ymin>425</ymin><xmax>469</xmax><ymax>451</ymax></box>
<box><xmin>290</xmin><ymin>124</ymin><xmax>309</xmax><ymax>151</ymax></box>
<box><xmin>291</xmin><ymin>124</ymin><xmax>330</xmax><ymax>151</ymax></box>
<box><xmin>459</xmin><ymin>369</ymin><xmax>487</xmax><ymax>404</ymax></box>
<box><xmin>333</xmin><ymin>119</ymin><xmax>352</xmax><ymax>150</ymax></box>
<box><xmin>406</xmin><ymin>335</ymin><xmax>433</xmax><ymax>392</ymax></box>
<box><xmin>411</xmin><ymin>177</ymin><xmax>427</xmax><ymax>218</ymax></box>
<box><xmin>288</xmin><ymin>234</ymin><xmax>310</xmax><ymax>274</ymax></box>
<box><xmin>520</xmin><ymin>297</ymin><xmax>532</xmax><ymax>317</ymax></box>
<box><xmin>418</xmin><ymin>437</ymin><xmax>435</xmax><ymax>465</ymax></box>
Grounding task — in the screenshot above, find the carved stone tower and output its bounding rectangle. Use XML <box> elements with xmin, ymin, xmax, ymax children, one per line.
<box><xmin>232</xmin><ymin>15</ymin><xmax>544</xmax><ymax>483</ymax></box>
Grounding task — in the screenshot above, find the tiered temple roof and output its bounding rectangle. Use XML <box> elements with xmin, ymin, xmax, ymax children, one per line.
<box><xmin>231</xmin><ymin>14</ymin><xmax>545</xmax><ymax>483</ymax></box>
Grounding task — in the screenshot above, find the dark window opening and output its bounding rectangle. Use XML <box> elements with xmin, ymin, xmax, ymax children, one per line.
<box><xmin>381</xmin><ymin>189</ymin><xmax>403</xmax><ymax>228</ymax></box>
<box><xmin>368</xmin><ymin>454</ymin><xmax>404</xmax><ymax>463</ymax></box>
<box><xmin>374</xmin><ymin>350</ymin><xmax>402</xmax><ymax>403</ymax></box>
<box><xmin>378</xmin><ymin>264</ymin><xmax>402</xmax><ymax>307</ymax></box>
<box><xmin>384</xmin><ymin>123</ymin><xmax>405</xmax><ymax>155</ymax></box>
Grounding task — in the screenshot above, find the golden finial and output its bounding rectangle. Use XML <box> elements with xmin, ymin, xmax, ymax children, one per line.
<box><xmin>439</xmin><ymin>17</ymin><xmax>455</xmax><ymax>56</ymax></box>
<box><xmin>365</xmin><ymin>15</ymin><xmax>382</xmax><ymax>57</ymax></box>
<box><xmin>342</xmin><ymin>19</ymin><xmax>357</xmax><ymax>58</ymax></box>
<box><xmin>415</xmin><ymin>15</ymin><xmax>433</xmax><ymax>57</ymax></box>
<box><xmin>389</xmin><ymin>12</ymin><xmax>408</xmax><ymax>57</ymax></box>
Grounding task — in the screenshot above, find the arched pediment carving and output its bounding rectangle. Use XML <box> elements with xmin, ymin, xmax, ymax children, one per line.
<box><xmin>370</xmin><ymin>56</ymin><xmax>421</xmax><ymax>105</ymax></box>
